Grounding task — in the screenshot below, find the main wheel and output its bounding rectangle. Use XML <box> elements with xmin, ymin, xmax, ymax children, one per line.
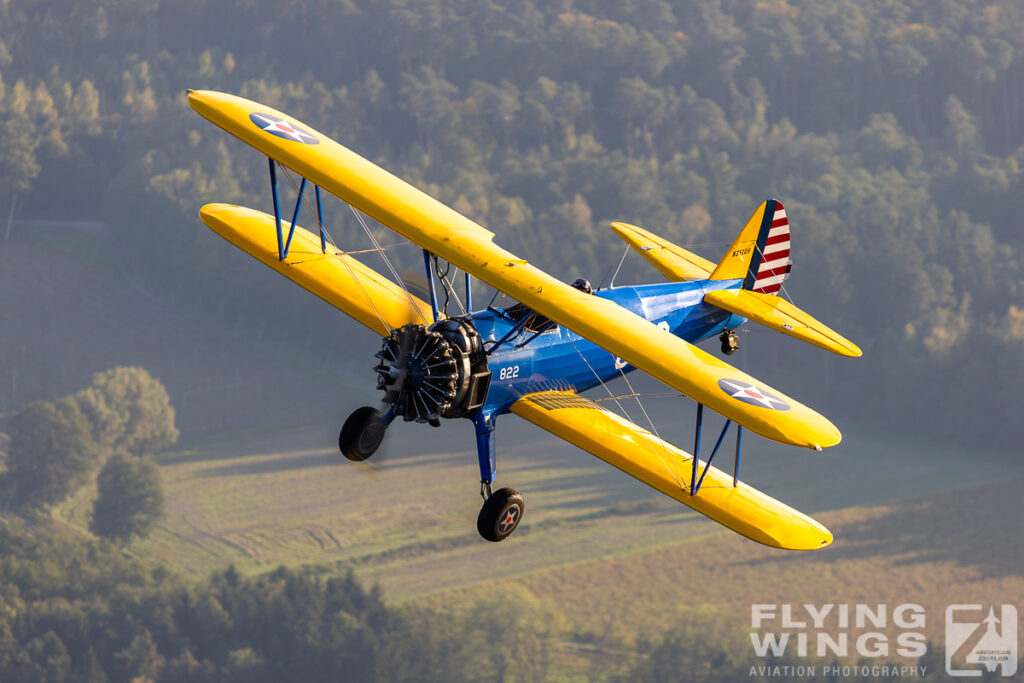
<box><xmin>477</xmin><ymin>487</ymin><xmax>525</xmax><ymax>542</ymax></box>
<box><xmin>339</xmin><ymin>406</ymin><xmax>387</xmax><ymax>461</ymax></box>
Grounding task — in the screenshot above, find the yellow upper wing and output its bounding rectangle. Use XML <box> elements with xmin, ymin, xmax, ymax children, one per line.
<box><xmin>511</xmin><ymin>391</ymin><xmax>832</xmax><ymax>550</ymax></box>
<box><xmin>189</xmin><ymin>89</ymin><xmax>839</xmax><ymax>450</ymax></box>
<box><xmin>705</xmin><ymin>289</ymin><xmax>862</xmax><ymax>358</ymax></box>
<box><xmin>610</xmin><ymin>221</ymin><xmax>715</xmax><ymax>280</ymax></box>
<box><xmin>200</xmin><ymin>203</ymin><xmax>434</xmax><ymax>336</ymax></box>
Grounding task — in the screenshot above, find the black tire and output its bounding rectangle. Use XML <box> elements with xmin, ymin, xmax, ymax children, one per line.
<box><xmin>477</xmin><ymin>487</ymin><xmax>525</xmax><ymax>542</ymax></box>
<box><xmin>339</xmin><ymin>406</ymin><xmax>386</xmax><ymax>461</ymax></box>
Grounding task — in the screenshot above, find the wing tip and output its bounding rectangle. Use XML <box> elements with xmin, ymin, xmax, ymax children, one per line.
<box><xmin>817</xmin><ymin>427</ymin><xmax>842</xmax><ymax>450</ymax></box>
<box><xmin>768</xmin><ymin>517</ymin><xmax>833</xmax><ymax>551</ymax></box>
<box><xmin>198</xmin><ymin>202</ymin><xmax>237</xmax><ymax>221</ymax></box>
<box><xmin>187</xmin><ymin>89</ymin><xmax>238</xmax><ymax>120</ymax></box>
<box><xmin>843</xmin><ymin>342</ymin><xmax>864</xmax><ymax>358</ymax></box>
<box><xmin>801</xmin><ymin>528</ymin><xmax>834</xmax><ymax>550</ymax></box>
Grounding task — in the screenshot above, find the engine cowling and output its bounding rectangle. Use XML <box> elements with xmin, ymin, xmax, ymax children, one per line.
<box><xmin>374</xmin><ymin>318</ymin><xmax>491</xmax><ymax>424</ymax></box>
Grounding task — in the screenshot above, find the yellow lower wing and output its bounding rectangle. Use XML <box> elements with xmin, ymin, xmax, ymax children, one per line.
<box><xmin>610</xmin><ymin>221</ymin><xmax>715</xmax><ymax>281</ymax></box>
<box><xmin>189</xmin><ymin>89</ymin><xmax>839</xmax><ymax>450</ymax></box>
<box><xmin>705</xmin><ymin>289</ymin><xmax>862</xmax><ymax>358</ymax></box>
<box><xmin>511</xmin><ymin>391</ymin><xmax>832</xmax><ymax>550</ymax></box>
<box><xmin>199</xmin><ymin>203</ymin><xmax>434</xmax><ymax>336</ymax></box>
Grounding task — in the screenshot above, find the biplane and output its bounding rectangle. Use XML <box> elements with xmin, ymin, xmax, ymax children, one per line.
<box><xmin>188</xmin><ymin>89</ymin><xmax>861</xmax><ymax>550</ymax></box>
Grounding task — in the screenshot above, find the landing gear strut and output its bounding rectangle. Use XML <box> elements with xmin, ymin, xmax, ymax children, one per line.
<box><xmin>471</xmin><ymin>409</ymin><xmax>525</xmax><ymax>541</ymax></box>
<box><xmin>339</xmin><ymin>406</ymin><xmax>391</xmax><ymax>461</ymax></box>
<box><xmin>720</xmin><ymin>329</ymin><xmax>740</xmax><ymax>355</ymax></box>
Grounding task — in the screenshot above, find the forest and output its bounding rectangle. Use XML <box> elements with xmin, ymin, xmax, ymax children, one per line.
<box><xmin>0</xmin><ymin>519</ymin><xmax>963</xmax><ymax>682</ymax></box>
<box><xmin>2</xmin><ymin>0</ymin><xmax>1024</xmax><ymax>442</ymax></box>
<box><xmin>2</xmin><ymin>0</ymin><xmax>1024</xmax><ymax>679</ymax></box>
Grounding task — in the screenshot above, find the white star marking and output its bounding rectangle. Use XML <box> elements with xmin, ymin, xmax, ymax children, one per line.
<box><xmin>720</xmin><ymin>379</ymin><xmax>788</xmax><ymax>409</ymax></box>
<box><xmin>252</xmin><ymin>113</ymin><xmax>316</xmax><ymax>143</ymax></box>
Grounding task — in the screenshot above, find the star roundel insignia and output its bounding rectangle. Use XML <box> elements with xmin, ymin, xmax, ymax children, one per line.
<box><xmin>498</xmin><ymin>504</ymin><xmax>521</xmax><ymax>534</ymax></box>
<box><xmin>717</xmin><ymin>379</ymin><xmax>790</xmax><ymax>411</ymax></box>
<box><xmin>248</xmin><ymin>112</ymin><xmax>319</xmax><ymax>144</ymax></box>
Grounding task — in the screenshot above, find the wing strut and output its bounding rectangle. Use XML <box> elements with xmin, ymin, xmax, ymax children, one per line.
<box><xmin>690</xmin><ymin>404</ymin><xmax>743</xmax><ymax>495</ymax></box>
<box><xmin>268</xmin><ymin>157</ymin><xmax>328</xmax><ymax>260</ymax></box>
<box><xmin>421</xmin><ymin>249</ymin><xmax>439</xmax><ymax>322</ymax></box>
<box><xmin>315</xmin><ymin>185</ymin><xmax>327</xmax><ymax>253</ymax></box>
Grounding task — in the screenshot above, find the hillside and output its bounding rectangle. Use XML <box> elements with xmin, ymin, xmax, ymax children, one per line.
<box><xmin>56</xmin><ymin>401</ymin><xmax>1023</xmax><ymax>598</ymax></box>
<box><xmin>3</xmin><ymin>0</ymin><xmax>1024</xmax><ymax>446</ymax></box>
<box><xmin>0</xmin><ymin>222</ymin><xmax>372</xmax><ymax>434</ymax></box>
<box><xmin>50</xmin><ymin>408</ymin><xmax>1024</xmax><ymax>678</ymax></box>
<box><xmin>495</xmin><ymin>477</ymin><xmax>1024</xmax><ymax>647</ymax></box>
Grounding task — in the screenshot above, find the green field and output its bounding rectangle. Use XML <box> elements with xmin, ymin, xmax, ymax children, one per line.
<box><xmin>57</xmin><ymin>402</ymin><xmax>1024</xmax><ymax>646</ymax></box>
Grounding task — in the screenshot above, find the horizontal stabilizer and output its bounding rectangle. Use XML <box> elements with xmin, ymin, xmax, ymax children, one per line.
<box><xmin>704</xmin><ymin>289</ymin><xmax>861</xmax><ymax>357</ymax></box>
<box><xmin>199</xmin><ymin>203</ymin><xmax>434</xmax><ymax>335</ymax></box>
<box><xmin>511</xmin><ymin>391</ymin><xmax>833</xmax><ymax>550</ymax></box>
<box><xmin>610</xmin><ymin>222</ymin><xmax>714</xmax><ymax>281</ymax></box>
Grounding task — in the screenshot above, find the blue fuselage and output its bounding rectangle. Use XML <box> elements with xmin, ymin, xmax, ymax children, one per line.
<box><xmin>475</xmin><ymin>278</ymin><xmax>747</xmax><ymax>415</ymax></box>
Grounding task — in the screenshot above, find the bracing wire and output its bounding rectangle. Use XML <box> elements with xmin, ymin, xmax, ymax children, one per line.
<box><xmin>434</xmin><ymin>256</ymin><xmax>452</xmax><ymax>315</ymax></box>
<box><xmin>278</xmin><ymin>168</ymin><xmax>393</xmax><ymax>333</ymax></box>
<box><xmin>433</xmin><ymin>258</ymin><xmax>468</xmax><ymax>316</ymax></box>
<box><xmin>597</xmin><ymin>246</ymin><xmax>630</xmax><ymax>291</ymax></box>
<box><xmin>280</xmin><ymin>168</ymin><xmax>415</xmax><ymax>260</ymax></box>
<box><xmin>616</xmin><ymin>365</ymin><xmax>663</xmax><ymax>440</ymax></box>
<box><xmin>612</xmin><ymin>362</ymin><xmax>695</xmax><ymax>491</ymax></box>
<box><xmin>347</xmin><ymin>204</ymin><xmax>430</xmax><ymax>326</ymax></box>
<box><xmin>567</xmin><ymin>338</ymin><xmax>634</xmax><ymax>422</ymax></box>
<box><xmin>608</xmin><ymin>247</ymin><xmax>629</xmax><ymax>289</ymax></box>
<box><xmin>618</xmin><ymin>365</ymin><xmax>694</xmax><ymax>491</ymax></box>
<box><xmin>279</xmin><ymin>166</ymin><xmax>431</xmax><ymax>329</ymax></box>
<box><xmin>567</xmin><ymin>338</ymin><xmax>689</xmax><ymax>491</ymax></box>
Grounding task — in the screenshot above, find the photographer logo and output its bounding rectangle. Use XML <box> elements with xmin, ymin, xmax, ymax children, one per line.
<box><xmin>945</xmin><ymin>605</ymin><xmax>1017</xmax><ymax>677</ymax></box>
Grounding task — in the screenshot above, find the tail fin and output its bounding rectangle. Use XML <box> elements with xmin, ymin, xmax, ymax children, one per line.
<box><xmin>709</xmin><ymin>199</ymin><xmax>791</xmax><ymax>295</ymax></box>
<box><xmin>703</xmin><ymin>199</ymin><xmax>861</xmax><ymax>357</ymax></box>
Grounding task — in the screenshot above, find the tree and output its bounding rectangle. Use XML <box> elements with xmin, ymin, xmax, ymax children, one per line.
<box><xmin>620</xmin><ymin>612</ymin><xmax>748</xmax><ymax>683</ymax></box>
<box><xmin>113</xmin><ymin>629</ymin><xmax>164</xmax><ymax>681</ymax></box>
<box><xmin>462</xmin><ymin>585</ymin><xmax>564</xmax><ymax>683</ymax></box>
<box><xmin>90</xmin><ymin>452</ymin><xmax>165</xmax><ymax>542</ymax></box>
<box><xmin>6</xmin><ymin>398</ymin><xmax>100</xmax><ymax>508</ymax></box>
<box><xmin>0</xmin><ymin>115</ymin><xmax>41</xmax><ymax>192</ymax></box>
<box><xmin>75</xmin><ymin>367</ymin><xmax>179</xmax><ymax>456</ymax></box>
<box><xmin>70</xmin><ymin>79</ymin><xmax>102</xmax><ymax>135</ymax></box>
<box><xmin>398</xmin><ymin>66</ymin><xmax>460</xmax><ymax>152</ymax></box>
<box><xmin>944</xmin><ymin>95</ymin><xmax>979</xmax><ymax>159</ymax></box>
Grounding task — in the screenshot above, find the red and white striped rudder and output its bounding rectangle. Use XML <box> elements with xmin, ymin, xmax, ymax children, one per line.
<box><xmin>748</xmin><ymin>200</ymin><xmax>791</xmax><ymax>295</ymax></box>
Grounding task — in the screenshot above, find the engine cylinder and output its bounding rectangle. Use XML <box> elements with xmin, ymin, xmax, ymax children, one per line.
<box><xmin>374</xmin><ymin>318</ymin><xmax>490</xmax><ymax>424</ymax></box>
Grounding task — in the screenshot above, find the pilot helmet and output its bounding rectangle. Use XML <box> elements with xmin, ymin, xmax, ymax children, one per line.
<box><xmin>571</xmin><ymin>278</ymin><xmax>593</xmax><ymax>294</ymax></box>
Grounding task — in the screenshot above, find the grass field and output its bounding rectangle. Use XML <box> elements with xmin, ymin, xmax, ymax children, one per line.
<box><xmin>479</xmin><ymin>479</ymin><xmax>1024</xmax><ymax>643</ymax></box>
<box><xmin>56</xmin><ymin>402</ymin><xmax>1024</xmax><ymax>639</ymax></box>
